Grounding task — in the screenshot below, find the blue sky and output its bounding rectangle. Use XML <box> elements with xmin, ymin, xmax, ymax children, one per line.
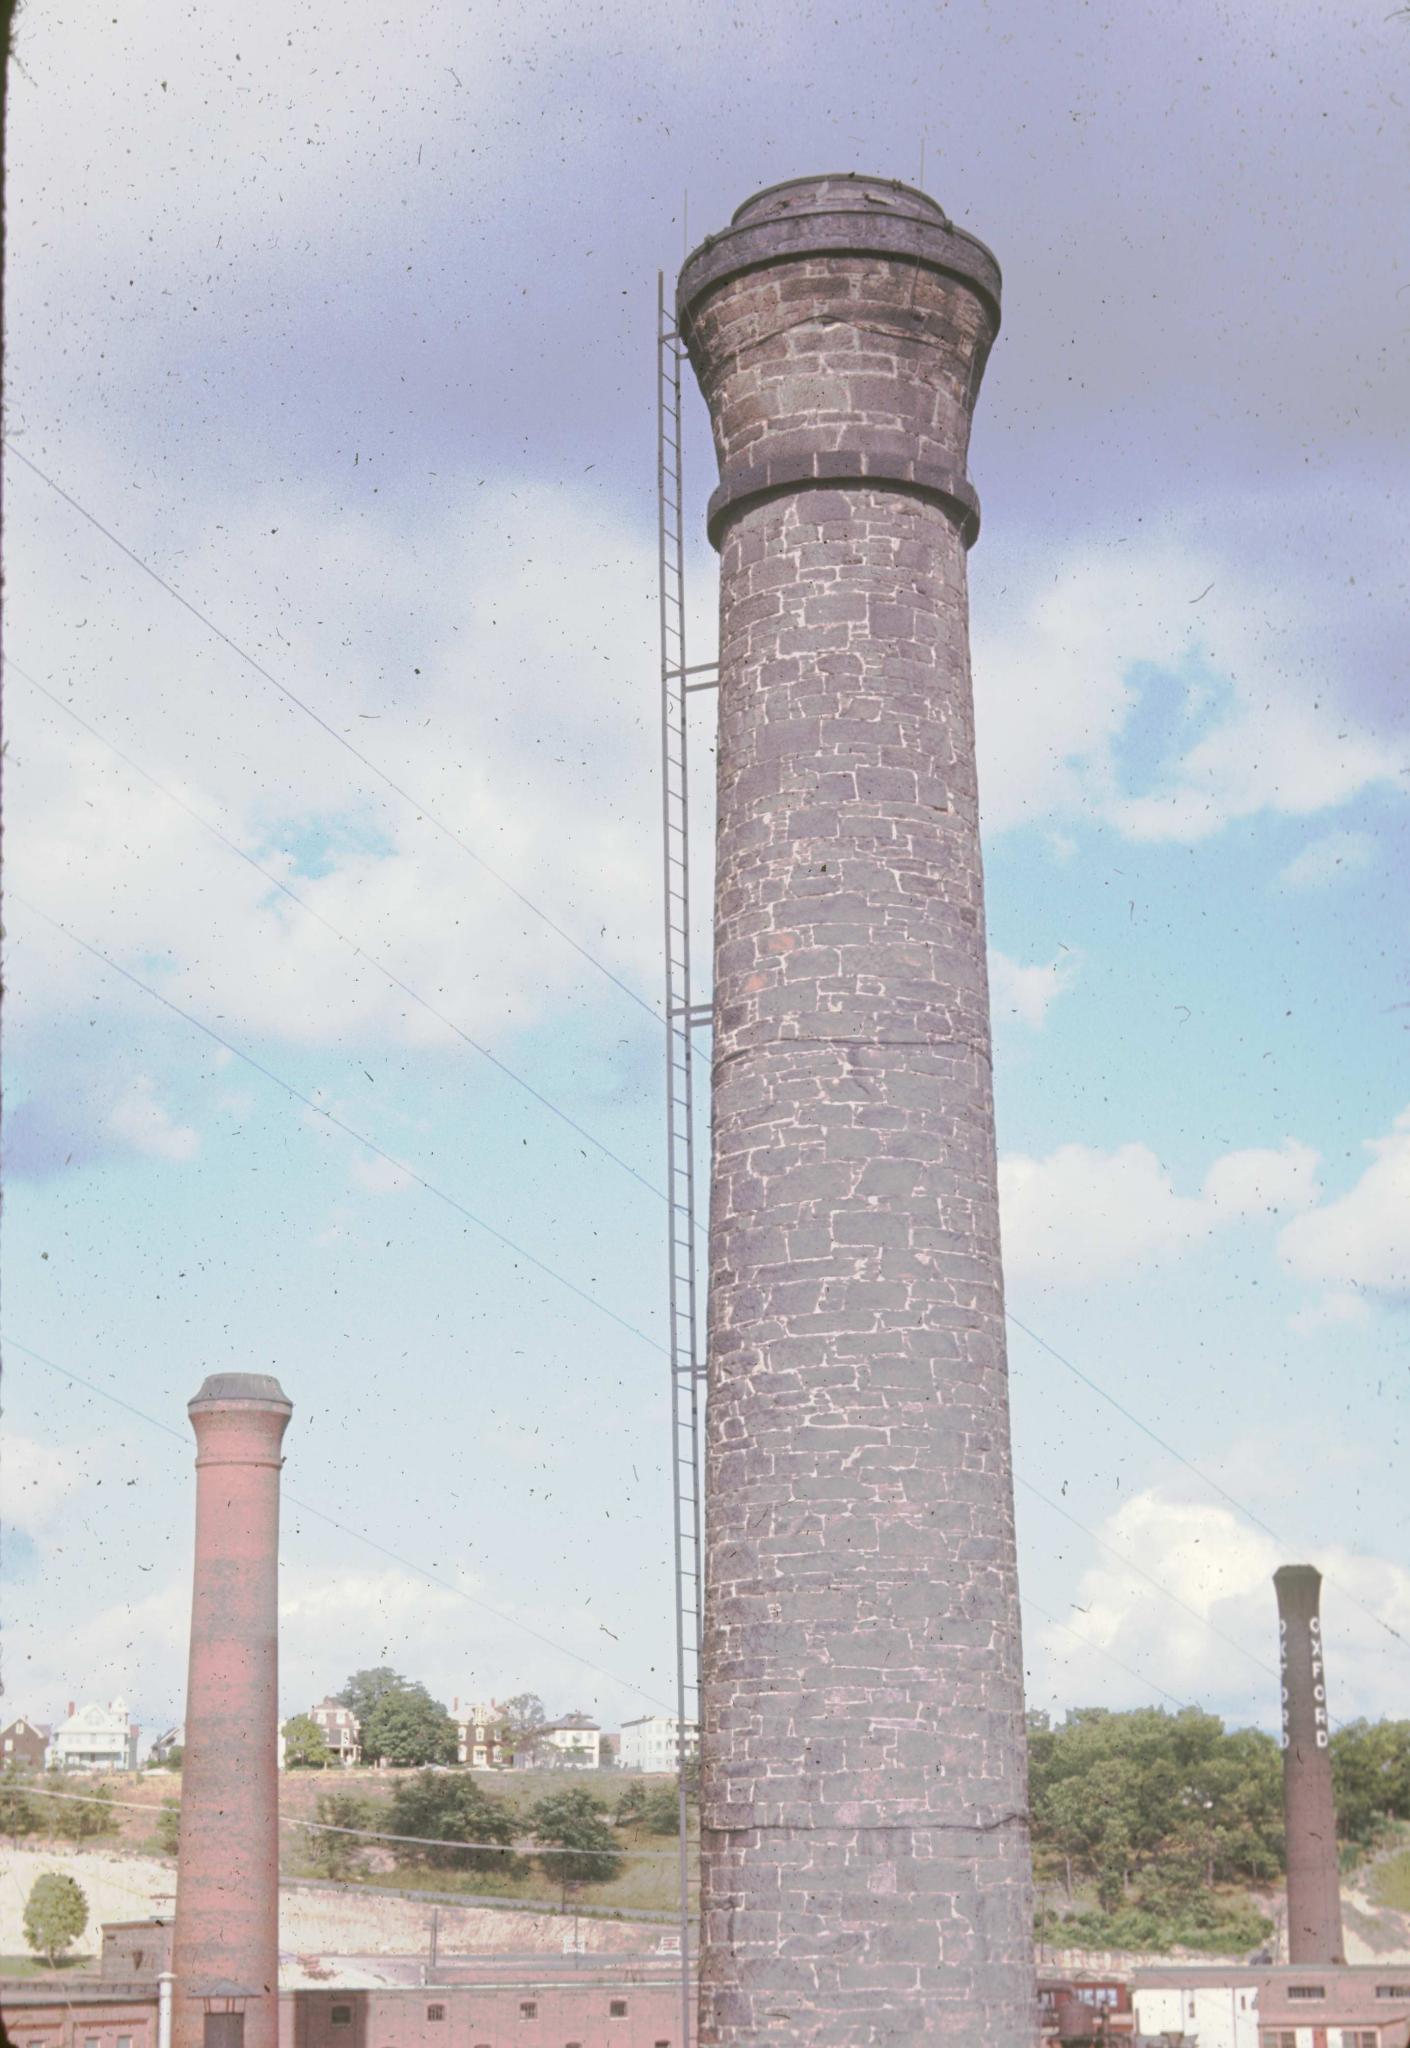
<box><xmin>4</xmin><ymin>0</ymin><xmax>1407</xmax><ymax>1748</ymax></box>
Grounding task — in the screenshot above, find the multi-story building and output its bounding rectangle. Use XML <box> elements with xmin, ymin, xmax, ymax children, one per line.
<box><xmin>149</xmin><ymin>1725</ymin><xmax>184</xmax><ymax>1766</ymax></box>
<box><xmin>0</xmin><ymin>1717</ymin><xmax>51</xmax><ymax>1771</ymax></box>
<box><xmin>533</xmin><ymin>1715</ymin><xmax>601</xmax><ymax>1769</ymax></box>
<box><xmin>50</xmin><ymin>1699</ymin><xmax>139</xmax><ymax>1772</ymax></box>
<box><xmin>1128</xmin><ymin>1965</ymin><xmax>1410</xmax><ymax>2048</ymax></box>
<box><xmin>309</xmin><ymin>1699</ymin><xmax>361</xmax><ymax>1765</ymax></box>
<box><xmin>618</xmin><ymin>1717</ymin><xmax>698</xmax><ymax>1776</ymax></box>
<box><xmin>451</xmin><ymin>1700</ymin><xmax>509</xmax><ymax>1770</ymax></box>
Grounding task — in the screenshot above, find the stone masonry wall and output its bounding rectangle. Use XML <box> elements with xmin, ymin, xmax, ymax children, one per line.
<box><xmin>682</xmin><ymin>179</ymin><xmax>1037</xmax><ymax>2046</ymax></box>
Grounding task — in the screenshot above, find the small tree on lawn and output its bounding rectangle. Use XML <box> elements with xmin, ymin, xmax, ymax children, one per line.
<box><xmin>282</xmin><ymin>1715</ymin><xmax>334</xmax><ymax>1769</ymax></box>
<box><xmin>156</xmin><ymin>1799</ymin><xmax>181</xmax><ymax>1856</ymax></box>
<box><xmin>529</xmin><ymin>1787</ymin><xmax>622</xmax><ymax>1902</ymax></box>
<box><xmin>24</xmin><ymin>1872</ymin><xmax>88</xmax><ymax>1967</ymax></box>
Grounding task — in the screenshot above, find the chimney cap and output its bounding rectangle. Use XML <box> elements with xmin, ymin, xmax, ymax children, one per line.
<box><xmin>1274</xmin><ymin>1563</ymin><xmax>1323</xmax><ymax>1590</ymax></box>
<box><xmin>679</xmin><ymin>170</ymin><xmax>1001</xmax><ymax>341</ymax></box>
<box><xmin>189</xmin><ymin>1372</ymin><xmax>292</xmax><ymax>1413</ymax></box>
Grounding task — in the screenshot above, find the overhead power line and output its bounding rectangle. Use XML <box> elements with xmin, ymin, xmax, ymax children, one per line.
<box><xmin>5</xmin><ymin>1335</ymin><xmax>674</xmax><ymax>1714</ymax></box>
<box><xmin>10</xmin><ymin>1331</ymin><xmax>1288</xmax><ymax>1727</ymax></box>
<box><xmin>1015</xmin><ymin>1474</ymin><xmax>1281</xmax><ymax>1684</ymax></box>
<box><xmin>10</xmin><ymin>658</ymin><xmax>667</xmax><ymax>1209</ymax></box>
<box><xmin>5</xmin><ymin>442</ymin><xmax>678</xmax><ymax>1040</ymax></box>
<box><xmin>21</xmin><ymin>1786</ymin><xmax>686</xmax><ymax>1862</ymax></box>
<box><xmin>1006</xmin><ymin>1311</ymin><xmax>1408</xmax><ymax>1651</ymax></box>
<box><xmin>10</xmin><ymin>897</ymin><xmax>669</xmax><ymax>1365</ymax></box>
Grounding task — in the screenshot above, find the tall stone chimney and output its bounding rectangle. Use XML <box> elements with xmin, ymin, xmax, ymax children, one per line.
<box><xmin>1274</xmin><ymin>1564</ymin><xmax>1345</xmax><ymax>1964</ymax></box>
<box><xmin>172</xmin><ymin>1375</ymin><xmax>292</xmax><ymax>2048</ymax></box>
<box><xmin>679</xmin><ymin>174</ymin><xmax>1036</xmax><ymax>2045</ymax></box>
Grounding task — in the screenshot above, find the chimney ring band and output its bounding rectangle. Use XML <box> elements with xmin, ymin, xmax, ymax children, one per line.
<box><xmin>705</xmin><ymin>451</ymin><xmax>981</xmax><ymax>551</ymax></box>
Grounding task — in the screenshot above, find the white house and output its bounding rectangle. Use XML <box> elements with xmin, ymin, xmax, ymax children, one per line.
<box><xmin>618</xmin><ymin>1714</ymin><xmax>698</xmax><ymax>1774</ymax></box>
<box><xmin>50</xmin><ymin>1698</ymin><xmax>139</xmax><ymax>1772</ymax></box>
<box><xmin>535</xmin><ymin>1715</ymin><xmax>601</xmax><ymax>1768</ymax></box>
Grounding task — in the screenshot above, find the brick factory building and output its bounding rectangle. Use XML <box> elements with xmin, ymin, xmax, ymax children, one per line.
<box><xmin>2</xmin><ymin>1959</ymin><xmax>693</xmax><ymax>2048</ymax></box>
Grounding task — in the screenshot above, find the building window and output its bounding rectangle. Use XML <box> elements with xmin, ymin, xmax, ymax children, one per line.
<box><xmin>519</xmin><ymin>2004</ymin><xmax>537</xmax><ymax>2020</ymax></box>
<box><xmin>118</xmin><ymin>2037</ymin><xmax>132</xmax><ymax>2048</ymax></box>
<box><xmin>1339</xmin><ymin>2034</ymin><xmax>1378</xmax><ymax>2048</ymax></box>
<box><xmin>1378</xmin><ymin>1986</ymin><xmax>1410</xmax><ymax>1998</ymax></box>
<box><xmin>1260</xmin><ymin>2035</ymin><xmax>1297</xmax><ymax>2048</ymax></box>
<box><xmin>331</xmin><ymin>2008</ymin><xmax>352</xmax><ymax>2026</ymax></box>
<box><xmin>426</xmin><ymin>2007</ymin><xmax>445</xmax><ymax>2023</ymax></box>
<box><xmin>609</xmin><ymin>2002</ymin><xmax>628</xmax><ymax>2017</ymax></box>
<box><xmin>1288</xmin><ymin>1985</ymin><xmax>1327</xmax><ymax>1999</ymax></box>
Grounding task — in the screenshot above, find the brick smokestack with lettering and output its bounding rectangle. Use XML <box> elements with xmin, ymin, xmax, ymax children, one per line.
<box><xmin>1275</xmin><ymin>1563</ymin><xmax>1345</xmax><ymax>1964</ymax></box>
<box><xmin>679</xmin><ymin>175</ymin><xmax>1037</xmax><ymax>2044</ymax></box>
<box><xmin>172</xmin><ymin>1375</ymin><xmax>293</xmax><ymax>2048</ymax></box>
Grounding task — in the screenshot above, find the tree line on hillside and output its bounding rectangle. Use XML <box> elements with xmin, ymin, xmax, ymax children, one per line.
<box><xmin>297</xmin><ymin>1772</ymin><xmax>685</xmax><ymax>1894</ymax></box>
<box><xmin>1029</xmin><ymin>1707</ymin><xmax>1410</xmax><ymax>1954</ymax></box>
<box><xmin>283</xmin><ymin>1669</ymin><xmax>557</xmax><ymax>1769</ymax></box>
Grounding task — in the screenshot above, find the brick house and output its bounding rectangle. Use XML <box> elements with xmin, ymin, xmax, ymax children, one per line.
<box><xmin>452</xmin><ymin>1700</ymin><xmax>510</xmax><ymax>1769</ymax></box>
<box><xmin>0</xmin><ymin>1717</ymin><xmax>50</xmax><ymax>1771</ymax></box>
<box><xmin>309</xmin><ymin>1700</ymin><xmax>361</xmax><ymax>1765</ymax></box>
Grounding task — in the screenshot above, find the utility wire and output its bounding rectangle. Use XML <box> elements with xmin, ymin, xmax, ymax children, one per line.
<box><xmin>9</xmin><ymin>658</ymin><xmax>666</xmax><ymax>1207</ymax></box>
<box><xmin>20</xmin><ymin>1786</ymin><xmax>685</xmax><ymax>1862</ymax></box>
<box><xmin>10</xmin><ymin>1332</ymin><xmax>1285</xmax><ymax>1728</ymax></box>
<box><xmin>9</xmin><ymin>898</ymin><xmax>669</xmax><ymax>1365</ymax></box>
<box><xmin>5</xmin><ymin>1335</ymin><xmax>674</xmax><ymax>1714</ymax></box>
<box><xmin>5</xmin><ymin>443</ymin><xmax>673</xmax><ymax>1038</ymax></box>
<box><xmin>1015</xmin><ymin>1474</ymin><xmax>1281</xmax><ymax>1683</ymax></box>
<box><xmin>1022</xmin><ymin>1596</ymin><xmax>1195</xmax><ymax>1714</ymax></box>
<box><xmin>1006</xmin><ymin>1311</ymin><xmax>1408</xmax><ymax>1651</ymax></box>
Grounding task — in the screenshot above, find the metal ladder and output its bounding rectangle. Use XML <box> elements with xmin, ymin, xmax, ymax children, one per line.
<box><xmin>656</xmin><ymin>269</ymin><xmax>716</xmax><ymax>2048</ymax></box>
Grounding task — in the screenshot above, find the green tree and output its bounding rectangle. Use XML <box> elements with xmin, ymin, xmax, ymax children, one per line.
<box><xmin>0</xmin><ymin>1764</ymin><xmax>37</xmax><ymax>1843</ymax></box>
<box><xmin>283</xmin><ymin>1715</ymin><xmax>334</xmax><ymax>1769</ymax></box>
<box><xmin>336</xmin><ymin>1668</ymin><xmax>406</xmax><ymax>1728</ymax></box>
<box><xmin>361</xmin><ymin>1686</ymin><xmax>457</xmax><ymax>1768</ymax></box>
<box><xmin>306</xmin><ymin>1791</ymin><xmax>375</xmax><ymax>1880</ymax></box>
<box><xmin>643</xmin><ymin>1786</ymin><xmax>682</xmax><ymax>1836</ymax></box>
<box><xmin>529</xmin><ymin>1787</ymin><xmax>623</xmax><ymax>1889</ymax></box>
<box><xmin>501</xmin><ymin>1694</ymin><xmax>547</xmax><ymax>1769</ymax></box>
<box><xmin>387</xmin><ymin>1771</ymin><xmax>519</xmax><ymax>1874</ymax></box>
<box><xmin>54</xmin><ymin>1781</ymin><xmax>116</xmax><ymax>1841</ymax></box>
<box><xmin>614</xmin><ymin>1781</ymin><xmax>648</xmax><ymax>1826</ymax></box>
<box><xmin>1333</xmin><ymin>1720</ymin><xmax>1410</xmax><ymax>1856</ymax></box>
<box><xmin>23</xmin><ymin>1872</ymin><xmax>88</xmax><ymax>1966</ymax></box>
<box><xmin>159</xmin><ymin>1746</ymin><xmax>184</xmax><ymax>1772</ymax></box>
<box><xmin>156</xmin><ymin>1799</ymin><xmax>181</xmax><ymax>1856</ymax></box>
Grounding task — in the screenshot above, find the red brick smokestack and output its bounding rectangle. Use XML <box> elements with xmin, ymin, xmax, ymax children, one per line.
<box><xmin>679</xmin><ymin>174</ymin><xmax>1035</xmax><ymax>2045</ymax></box>
<box><xmin>172</xmin><ymin>1375</ymin><xmax>292</xmax><ymax>2048</ymax></box>
<box><xmin>1275</xmin><ymin>1563</ymin><xmax>1345</xmax><ymax>1964</ymax></box>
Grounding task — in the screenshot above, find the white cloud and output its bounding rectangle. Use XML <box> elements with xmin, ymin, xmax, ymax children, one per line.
<box><xmin>974</xmin><ymin>535</ymin><xmax>1405</xmax><ymax>841</ymax></box>
<box><xmin>106</xmin><ymin>1076</ymin><xmax>200</xmax><ymax>1163</ymax></box>
<box><xmin>999</xmin><ymin>1135</ymin><xmax>1319</xmax><ymax>1284</ymax></box>
<box><xmin>1279</xmin><ymin>828</ymin><xmax>1377</xmax><ymax>890</ymax></box>
<box><xmin>988</xmin><ymin>947</ymin><xmax>1080</xmax><ymax>1029</ymax></box>
<box><xmin>1025</xmin><ymin>1485</ymin><xmax>1410</xmax><ymax>1727</ymax></box>
<box><xmin>1279</xmin><ymin>1108</ymin><xmax>1410</xmax><ymax>1301</ymax></box>
<box><xmin>8</xmin><ymin>475</ymin><xmax>663</xmax><ymax>1063</ymax></box>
